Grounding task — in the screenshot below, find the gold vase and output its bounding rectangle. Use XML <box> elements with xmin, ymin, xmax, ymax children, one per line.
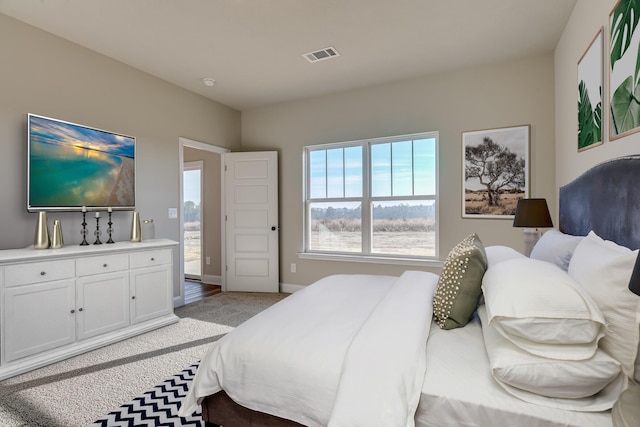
<box><xmin>130</xmin><ymin>211</ymin><xmax>141</xmax><ymax>242</ymax></box>
<box><xmin>33</xmin><ymin>211</ymin><xmax>50</xmax><ymax>249</ymax></box>
<box><xmin>50</xmin><ymin>219</ymin><xmax>64</xmax><ymax>249</ymax></box>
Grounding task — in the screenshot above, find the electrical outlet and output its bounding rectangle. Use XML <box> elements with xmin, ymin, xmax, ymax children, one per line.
<box><xmin>291</xmin><ymin>263</ymin><xmax>296</xmax><ymax>273</ymax></box>
<box><xmin>206</xmin><ymin>256</ymin><xmax>211</xmax><ymax>265</ymax></box>
<box><xmin>168</xmin><ymin>207</ymin><xmax>178</xmax><ymax>219</ymax></box>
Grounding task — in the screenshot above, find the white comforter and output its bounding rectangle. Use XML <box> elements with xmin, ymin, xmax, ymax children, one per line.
<box><xmin>179</xmin><ymin>271</ymin><xmax>438</xmax><ymax>427</ymax></box>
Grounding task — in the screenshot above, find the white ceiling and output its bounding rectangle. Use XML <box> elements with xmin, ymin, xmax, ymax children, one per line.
<box><xmin>0</xmin><ymin>0</ymin><xmax>577</xmax><ymax>111</ymax></box>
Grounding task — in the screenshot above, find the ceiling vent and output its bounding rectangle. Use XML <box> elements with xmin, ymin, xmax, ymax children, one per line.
<box><xmin>303</xmin><ymin>47</ymin><xmax>340</xmax><ymax>63</ymax></box>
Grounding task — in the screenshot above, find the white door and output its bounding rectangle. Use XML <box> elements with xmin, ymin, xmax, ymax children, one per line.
<box><xmin>224</xmin><ymin>151</ymin><xmax>279</xmax><ymax>292</ymax></box>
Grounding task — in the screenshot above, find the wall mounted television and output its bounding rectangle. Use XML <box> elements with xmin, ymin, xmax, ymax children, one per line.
<box><xmin>27</xmin><ymin>113</ymin><xmax>136</xmax><ymax>212</ymax></box>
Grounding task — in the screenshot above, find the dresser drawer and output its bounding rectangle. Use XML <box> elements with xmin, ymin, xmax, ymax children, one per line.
<box><xmin>129</xmin><ymin>249</ymin><xmax>171</xmax><ymax>269</ymax></box>
<box><xmin>5</xmin><ymin>260</ymin><xmax>75</xmax><ymax>287</ymax></box>
<box><xmin>76</xmin><ymin>254</ymin><xmax>129</xmax><ymax>277</ymax></box>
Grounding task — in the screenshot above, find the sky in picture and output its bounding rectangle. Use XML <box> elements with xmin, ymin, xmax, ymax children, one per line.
<box><xmin>30</xmin><ymin>115</ymin><xmax>134</xmax><ymax>158</ymax></box>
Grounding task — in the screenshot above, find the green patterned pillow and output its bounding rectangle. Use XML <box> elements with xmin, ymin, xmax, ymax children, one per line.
<box><xmin>433</xmin><ymin>233</ymin><xmax>488</xmax><ymax>330</ymax></box>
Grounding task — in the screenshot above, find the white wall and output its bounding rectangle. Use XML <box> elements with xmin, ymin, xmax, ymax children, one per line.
<box><xmin>0</xmin><ymin>14</ymin><xmax>241</xmax><ymax>298</ymax></box>
<box><xmin>242</xmin><ymin>54</ymin><xmax>557</xmax><ymax>287</ymax></box>
<box><xmin>555</xmin><ymin>0</ymin><xmax>640</xmax><ymax>188</ymax></box>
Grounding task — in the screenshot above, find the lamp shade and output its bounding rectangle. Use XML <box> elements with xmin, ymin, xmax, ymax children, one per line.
<box><xmin>629</xmin><ymin>252</ymin><xmax>640</xmax><ymax>296</ymax></box>
<box><xmin>512</xmin><ymin>198</ymin><xmax>553</xmax><ymax>228</ymax></box>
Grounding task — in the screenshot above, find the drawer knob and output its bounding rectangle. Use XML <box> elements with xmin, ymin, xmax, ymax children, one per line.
<box><xmin>40</xmin><ymin>271</ymin><xmax>46</xmax><ymax>276</ymax></box>
<box><xmin>103</xmin><ymin>264</ymin><xmax>108</xmax><ymax>267</ymax></box>
<box><xmin>151</xmin><ymin>257</ymin><xmax>155</xmax><ymax>261</ymax></box>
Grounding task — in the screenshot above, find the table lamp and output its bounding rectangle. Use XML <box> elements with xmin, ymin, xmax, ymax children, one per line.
<box><xmin>629</xmin><ymin>252</ymin><xmax>640</xmax><ymax>296</ymax></box>
<box><xmin>512</xmin><ymin>198</ymin><xmax>553</xmax><ymax>256</ymax></box>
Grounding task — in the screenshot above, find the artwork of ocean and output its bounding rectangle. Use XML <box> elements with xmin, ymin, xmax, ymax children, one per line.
<box><xmin>29</xmin><ymin>116</ymin><xmax>135</xmax><ymax>208</ymax></box>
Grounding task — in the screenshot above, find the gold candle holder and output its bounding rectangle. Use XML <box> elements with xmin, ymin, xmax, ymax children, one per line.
<box><xmin>34</xmin><ymin>211</ymin><xmax>50</xmax><ymax>249</ymax></box>
<box><xmin>130</xmin><ymin>211</ymin><xmax>141</xmax><ymax>242</ymax></box>
<box><xmin>50</xmin><ymin>219</ymin><xmax>64</xmax><ymax>249</ymax></box>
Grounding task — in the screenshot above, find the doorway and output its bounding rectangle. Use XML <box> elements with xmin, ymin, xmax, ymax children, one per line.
<box><xmin>178</xmin><ymin>137</ymin><xmax>230</xmax><ymax>307</ymax></box>
<box><xmin>183</xmin><ymin>161</ymin><xmax>203</xmax><ymax>281</ymax></box>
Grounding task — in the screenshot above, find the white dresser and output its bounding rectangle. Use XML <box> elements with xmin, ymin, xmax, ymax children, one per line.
<box><xmin>0</xmin><ymin>239</ymin><xmax>179</xmax><ymax>380</ymax></box>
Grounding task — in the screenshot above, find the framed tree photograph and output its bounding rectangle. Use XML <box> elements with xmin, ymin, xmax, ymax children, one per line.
<box><xmin>462</xmin><ymin>125</ymin><xmax>529</xmax><ymax>219</ymax></box>
<box><xmin>578</xmin><ymin>27</ymin><xmax>603</xmax><ymax>151</ymax></box>
<box><xmin>610</xmin><ymin>0</ymin><xmax>640</xmax><ymax>140</ymax></box>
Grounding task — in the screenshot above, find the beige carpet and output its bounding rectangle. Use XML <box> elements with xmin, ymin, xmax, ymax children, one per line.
<box><xmin>0</xmin><ymin>291</ymin><xmax>288</xmax><ymax>427</ymax></box>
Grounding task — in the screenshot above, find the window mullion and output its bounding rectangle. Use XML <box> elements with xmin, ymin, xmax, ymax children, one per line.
<box><xmin>390</xmin><ymin>142</ymin><xmax>394</xmax><ymax>197</ymax></box>
<box><xmin>362</xmin><ymin>143</ymin><xmax>371</xmax><ymax>254</ymax></box>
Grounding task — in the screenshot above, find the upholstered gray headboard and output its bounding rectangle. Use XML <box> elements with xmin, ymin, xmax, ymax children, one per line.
<box><xmin>559</xmin><ymin>155</ymin><xmax>640</xmax><ymax>250</ymax></box>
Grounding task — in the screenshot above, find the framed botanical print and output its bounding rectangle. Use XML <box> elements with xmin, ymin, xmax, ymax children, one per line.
<box><xmin>578</xmin><ymin>27</ymin><xmax>603</xmax><ymax>151</ymax></box>
<box><xmin>610</xmin><ymin>0</ymin><xmax>640</xmax><ymax>139</ymax></box>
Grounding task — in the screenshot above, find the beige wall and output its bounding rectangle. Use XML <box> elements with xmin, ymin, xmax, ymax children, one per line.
<box><xmin>555</xmin><ymin>0</ymin><xmax>640</xmax><ymax>190</ymax></box>
<box><xmin>242</xmin><ymin>55</ymin><xmax>557</xmax><ymax>287</ymax></box>
<box><xmin>183</xmin><ymin>147</ymin><xmax>222</xmax><ymax>280</ymax></box>
<box><xmin>6</xmin><ymin>3</ymin><xmax>619</xmax><ymax>293</ymax></box>
<box><xmin>0</xmin><ymin>14</ymin><xmax>240</xmax><ymax>298</ymax></box>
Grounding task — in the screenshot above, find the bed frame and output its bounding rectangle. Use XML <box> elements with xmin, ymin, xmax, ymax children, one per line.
<box><xmin>201</xmin><ymin>155</ymin><xmax>640</xmax><ymax>427</ymax></box>
<box><xmin>202</xmin><ymin>390</ymin><xmax>304</xmax><ymax>427</ymax></box>
<box><xmin>559</xmin><ymin>155</ymin><xmax>640</xmax><ymax>250</ymax></box>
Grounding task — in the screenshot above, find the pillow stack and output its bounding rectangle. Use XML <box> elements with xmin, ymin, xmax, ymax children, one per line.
<box><xmin>433</xmin><ymin>234</ymin><xmax>487</xmax><ymax>330</ymax></box>
<box><xmin>480</xmin><ymin>254</ymin><xmax>627</xmax><ymax>410</ymax></box>
<box><xmin>567</xmin><ymin>231</ymin><xmax>640</xmax><ymax>382</ymax></box>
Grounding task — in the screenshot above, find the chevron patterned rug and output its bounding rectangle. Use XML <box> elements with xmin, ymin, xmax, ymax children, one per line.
<box><xmin>89</xmin><ymin>362</ymin><xmax>204</xmax><ymax>427</ymax></box>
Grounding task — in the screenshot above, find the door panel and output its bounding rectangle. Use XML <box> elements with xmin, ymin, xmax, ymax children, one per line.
<box><xmin>3</xmin><ymin>280</ymin><xmax>75</xmax><ymax>362</ymax></box>
<box><xmin>225</xmin><ymin>151</ymin><xmax>279</xmax><ymax>292</ymax></box>
<box><xmin>76</xmin><ymin>272</ymin><xmax>129</xmax><ymax>340</ymax></box>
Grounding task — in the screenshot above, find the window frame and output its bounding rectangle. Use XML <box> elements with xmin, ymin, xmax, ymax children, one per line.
<box><xmin>302</xmin><ymin>131</ymin><xmax>439</xmax><ymax>263</ymax></box>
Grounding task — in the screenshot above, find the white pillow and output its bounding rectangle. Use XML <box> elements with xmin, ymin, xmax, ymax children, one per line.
<box><xmin>484</xmin><ymin>245</ymin><xmax>525</xmax><ymax>269</ymax></box>
<box><xmin>568</xmin><ymin>231</ymin><xmax>640</xmax><ymax>378</ymax></box>
<box><xmin>482</xmin><ymin>257</ymin><xmax>605</xmax><ymax>360</ymax></box>
<box><xmin>478</xmin><ymin>306</ymin><xmax>627</xmax><ymax>411</ymax></box>
<box><xmin>530</xmin><ymin>229</ymin><xmax>584</xmax><ymax>270</ymax></box>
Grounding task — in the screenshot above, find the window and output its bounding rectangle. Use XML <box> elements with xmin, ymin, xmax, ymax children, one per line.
<box><xmin>304</xmin><ymin>132</ymin><xmax>438</xmax><ymax>259</ymax></box>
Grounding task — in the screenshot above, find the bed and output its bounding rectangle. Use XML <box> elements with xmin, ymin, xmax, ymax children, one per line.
<box><xmin>179</xmin><ymin>155</ymin><xmax>640</xmax><ymax>427</ymax></box>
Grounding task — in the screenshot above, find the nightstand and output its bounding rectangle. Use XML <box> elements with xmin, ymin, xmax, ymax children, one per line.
<box><xmin>613</xmin><ymin>383</ymin><xmax>640</xmax><ymax>426</ymax></box>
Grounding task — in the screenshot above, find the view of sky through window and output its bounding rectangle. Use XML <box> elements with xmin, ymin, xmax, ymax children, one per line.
<box><xmin>309</xmin><ymin>138</ymin><xmax>435</xmax><ymax>200</ymax></box>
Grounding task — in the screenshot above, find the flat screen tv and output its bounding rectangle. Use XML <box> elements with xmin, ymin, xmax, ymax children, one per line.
<box><xmin>27</xmin><ymin>113</ymin><xmax>135</xmax><ymax>212</ymax></box>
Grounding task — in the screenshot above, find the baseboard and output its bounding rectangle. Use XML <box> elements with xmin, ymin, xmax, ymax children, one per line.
<box><xmin>203</xmin><ymin>274</ymin><xmax>222</xmax><ymax>285</ymax></box>
<box><xmin>173</xmin><ymin>295</ymin><xmax>184</xmax><ymax>308</ymax></box>
<box><xmin>280</xmin><ymin>282</ymin><xmax>305</xmax><ymax>293</ymax></box>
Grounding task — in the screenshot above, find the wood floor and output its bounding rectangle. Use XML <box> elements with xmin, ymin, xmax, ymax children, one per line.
<box><xmin>184</xmin><ymin>280</ymin><xmax>222</xmax><ymax>305</ymax></box>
